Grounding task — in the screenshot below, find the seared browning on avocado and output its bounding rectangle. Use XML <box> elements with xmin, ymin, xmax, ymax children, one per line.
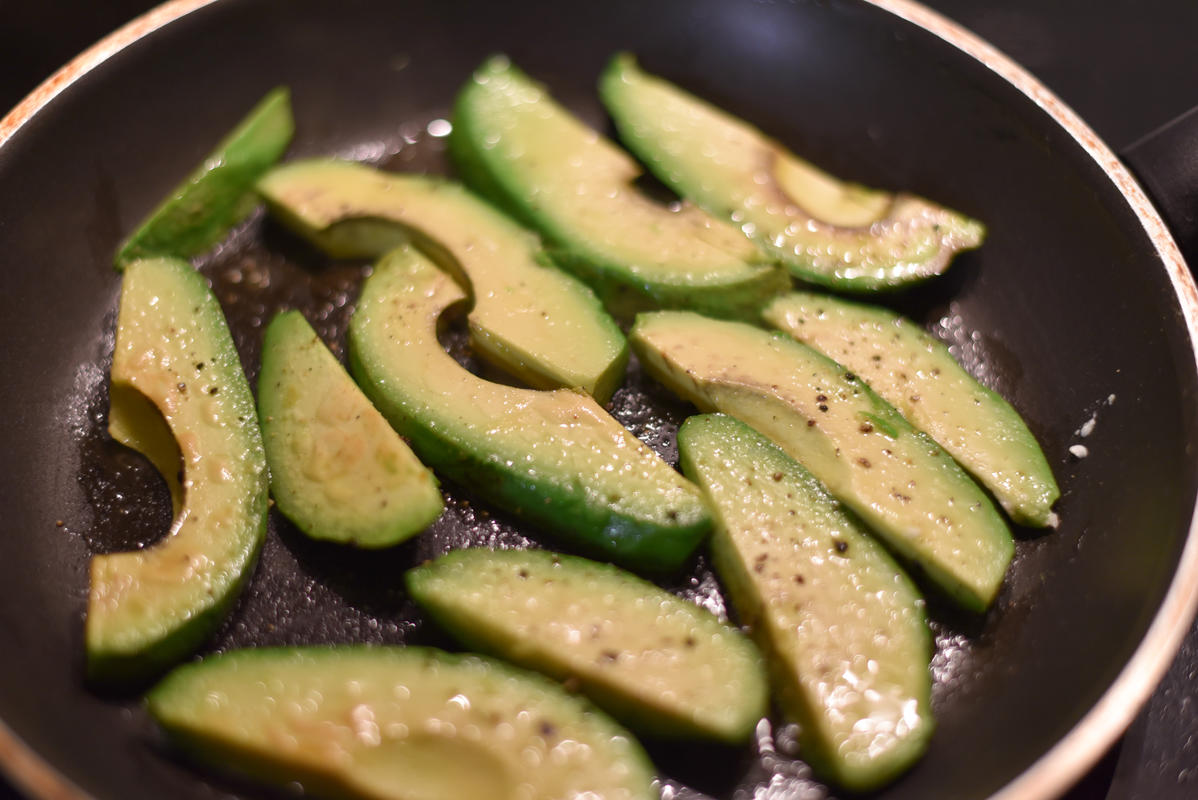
<box><xmin>89</xmin><ymin>258</ymin><xmax>268</xmax><ymax>684</ymax></box>
<box><xmin>600</xmin><ymin>55</ymin><xmax>984</xmax><ymax>292</ymax></box>
<box><xmin>765</xmin><ymin>292</ymin><xmax>1059</xmax><ymax>526</ymax></box>
<box><xmin>407</xmin><ymin>547</ymin><xmax>767</xmax><ymax>743</ymax></box>
<box><xmin>631</xmin><ymin>311</ymin><xmax>1013</xmax><ymax>611</ymax></box>
<box><xmin>349</xmin><ymin>246</ymin><xmax>710</xmax><ymax>571</ymax></box>
<box><xmin>679</xmin><ymin>414</ymin><xmax>933</xmax><ymax>790</ymax></box>
<box><xmin>451</xmin><ymin>56</ymin><xmax>789</xmax><ymax>318</ymax></box>
<box><xmin>147</xmin><ymin>646</ymin><xmax>657</xmax><ymax>800</ymax></box>
<box><xmin>258</xmin><ymin>159</ymin><xmax>628</xmax><ymax>402</ymax></box>
<box><xmin>115</xmin><ymin>88</ymin><xmax>293</xmax><ymax>269</ymax></box>
<box><xmin>257</xmin><ymin>310</ymin><xmax>443</xmax><ymax>547</ymax></box>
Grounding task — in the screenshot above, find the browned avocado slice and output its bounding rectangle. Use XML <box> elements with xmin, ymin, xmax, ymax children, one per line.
<box><xmin>601</xmin><ymin>55</ymin><xmax>984</xmax><ymax>292</ymax></box>
<box><xmin>147</xmin><ymin>646</ymin><xmax>658</xmax><ymax>800</ymax></box>
<box><xmin>89</xmin><ymin>257</ymin><xmax>267</xmax><ymax>684</ymax></box>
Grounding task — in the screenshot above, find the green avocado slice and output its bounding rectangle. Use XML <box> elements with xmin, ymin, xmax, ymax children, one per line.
<box><xmin>88</xmin><ymin>258</ymin><xmax>268</xmax><ymax>684</ymax></box>
<box><xmin>679</xmin><ymin>413</ymin><xmax>933</xmax><ymax>791</ymax></box>
<box><xmin>450</xmin><ymin>56</ymin><xmax>789</xmax><ymax>318</ymax></box>
<box><xmin>348</xmin><ymin>245</ymin><xmax>710</xmax><ymax>571</ymax></box>
<box><xmin>147</xmin><ymin>646</ymin><xmax>657</xmax><ymax>800</ymax></box>
<box><xmin>631</xmin><ymin>311</ymin><xmax>1012</xmax><ymax>611</ymax></box>
<box><xmin>764</xmin><ymin>292</ymin><xmax>1059</xmax><ymax>526</ymax></box>
<box><xmin>258</xmin><ymin>310</ymin><xmax>443</xmax><ymax>547</ymax></box>
<box><xmin>406</xmin><ymin>547</ymin><xmax>767</xmax><ymax>743</ymax></box>
<box><xmin>600</xmin><ymin>55</ymin><xmax>985</xmax><ymax>292</ymax></box>
<box><xmin>258</xmin><ymin>159</ymin><xmax>628</xmax><ymax>402</ymax></box>
<box><xmin>114</xmin><ymin>87</ymin><xmax>293</xmax><ymax>269</ymax></box>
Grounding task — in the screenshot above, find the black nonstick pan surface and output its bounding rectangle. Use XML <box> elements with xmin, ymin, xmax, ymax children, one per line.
<box><xmin>1</xmin><ymin>1</ymin><xmax>1197</xmax><ymax>799</ymax></box>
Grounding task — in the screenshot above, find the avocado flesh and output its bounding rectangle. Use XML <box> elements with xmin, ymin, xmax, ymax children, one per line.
<box><xmin>258</xmin><ymin>310</ymin><xmax>442</xmax><ymax>547</ymax></box>
<box><xmin>147</xmin><ymin>646</ymin><xmax>657</xmax><ymax>800</ymax></box>
<box><xmin>114</xmin><ymin>88</ymin><xmax>293</xmax><ymax>269</ymax></box>
<box><xmin>600</xmin><ymin>55</ymin><xmax>985</xmax><ymax>292</ymax></box>
<box><xmin>108</xmin><ymin>384</ymin><xmax>184</xmax><ymax>515</ymax></box>
<box><xmin>765</xmin><ymin>292</ymin><xmax>1059</xmax><ymax>526</ymax></box>
<box><xmin>406</xmin><ymin>548</ymin><xmax>767</xmax><ymax>743</ymax></box>
<box><xmin>631</xmin><ymin>311</ymin><xmax>1012</xmax><ymax>611</ymax></box>
<box><xmin>89</xmin><ymin>258</ymin><xmax>268</xmax><ymax>684</ymax></box>
<box><xmin>349</xmin><ymin>246</ymin><xmax>710</xmax><ymax>571</ymax></box>
<box><xmin>258</xmin><ymin>159</ymin><xmax>627</xmax><ymax>402</ymax></box>
<box><xmin>450</xmin><ymin>56</ymin><xmax>788</xmax><ymax>318</ymax></box>
<box><xmin>679</xmin><ymin>414</ymin><xmax>932</xmax><ymax>790</ymax></box>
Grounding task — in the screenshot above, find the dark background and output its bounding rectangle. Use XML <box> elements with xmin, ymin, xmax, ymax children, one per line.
<box><xmin>2</xmin><ymin>1</ymin><xmax>1196</xmax><ymax>798</ymax></box>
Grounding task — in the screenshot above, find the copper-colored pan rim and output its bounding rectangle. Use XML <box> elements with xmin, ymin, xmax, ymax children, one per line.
<box><xmin>2</xmin><ymin>0</ymin><xmax>1198</xmax><ymax>798</ymax></box>
<box><xmin>0</xmin><ymin>5</ymin><xmax>222</xmax><ymax>796</ymax></box>
<box><xmin>0</xmin><ymin>0</ymin><xmax>219</xmax><ymax>149</ymax></box>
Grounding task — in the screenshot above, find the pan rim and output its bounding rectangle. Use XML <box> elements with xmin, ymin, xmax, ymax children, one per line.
<box><xmin>1</xmin><ymin>0</ymin><xmax>1196</xmax><ymax>798</ymax></box>
<box><xmin>0</xmin><ymin>5</ymin><xmax>223</xmax><ymax>797</ymax></box>
<box><xmin>866</xmin><ymin>3</ymin><xmax>1198</xmax><ymax>799</ymax></box>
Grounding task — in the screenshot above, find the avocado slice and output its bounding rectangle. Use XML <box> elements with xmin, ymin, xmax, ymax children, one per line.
<box><xmin>630</xmin><ymin>311</ymin><xmax>1012</xmax><ymax>611</ymax></box>
<box><xmin>600</xmin><ymin>55</ymin><xmax>985</xmax><ymax>292</ymax></box>
<box><xmin>147</xmin><ymin>646</ymin><xmax>657</xmax><ymax>800</ymax></box>
<box><xmin>257</xmin><ymin>310</ymin><xmax>442</xmax><ymax>547</ymax></box>
<box><xmin>406</xmin><ymin>547</ymin><xmax>767</xmax><ymax>743</ymax></box>
<box><xmin>349</xmin><ymin>245</ymin><xmax>710</xmax><ymax>571</ymax></box>
<box><xmin>679</xmin><ymin>414</ymin><xmax>933</xmax><ymax>790</ymax></box>
<box><xmin>450</xmin><ymin>56</ymin><xmax>789</xmax><ymax>318</ymax></box>
<box><xmin>258</xmin><ymin>159</ymin><xmax>627</xmax><ymax>402</ymax></box>
<box><xmin>764</xmin><ymin>292</ymin><xmax>1059</xmax><ymax>526</ymax></box>
<box><xmin>114</xmin><ymin>88</ymin><xmax>293</xmax><ymax>269</ymax></box>
<box><xmin>88</xmin><ymin>258</ymin><xmax>268</xmax><ymax>684</ymax></box>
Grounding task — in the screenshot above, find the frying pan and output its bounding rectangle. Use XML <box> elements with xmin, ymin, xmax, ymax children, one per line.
<box><xmin>1</xmin><ymin>0</ymin><xmax>1196</xmax><ymax>798</ymax></box>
